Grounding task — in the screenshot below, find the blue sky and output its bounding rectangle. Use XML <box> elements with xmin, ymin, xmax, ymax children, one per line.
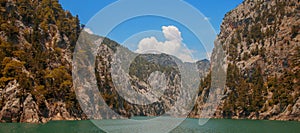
<box><xmin>60</xmin><ymin>0</ymin><xmax>243</xmax><ymax>61</ymax></box>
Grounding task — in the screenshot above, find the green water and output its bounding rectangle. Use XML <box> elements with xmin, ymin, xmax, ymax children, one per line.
<box><xmin>0</xmin><ymin>118</ymin><xmax>299</xmax><ymax>133</ymax></box>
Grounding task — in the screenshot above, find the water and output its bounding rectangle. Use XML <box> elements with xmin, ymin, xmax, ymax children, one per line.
<box><xmin>0</xmin><ymin>118</ymin><xmax>299</xmax><ymax>133</ymax></box>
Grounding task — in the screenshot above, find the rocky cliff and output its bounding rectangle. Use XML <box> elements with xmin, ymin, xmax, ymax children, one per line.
<box><xmin>190</xmin><ymin>0</ymin><xmax>300</xmax><ymax>121</ymax></box>
<box><xmin>0</xmin><ymin>0</ymin><xmax>86</xmax><ymax>123</ymax></box>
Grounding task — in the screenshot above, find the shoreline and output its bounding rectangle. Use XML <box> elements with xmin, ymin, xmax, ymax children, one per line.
<box><xmin>1</xmin><ymin>116</ymin><xmax>299</xmax><ymax>124</ymax></box>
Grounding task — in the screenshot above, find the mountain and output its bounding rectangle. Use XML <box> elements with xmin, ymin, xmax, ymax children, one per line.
<box><xmin>0</xmin><ymin>0</ymin><xmax>299</xmax><ymax>123</ymax></box>
<box><xmin>73</xmin><ymin>32</ymin><xmax>210</xmax><ymax>119</ymax></box>
<box><xmin>190</xmin><ymin>0</ymin><xmax>300</xmax><ymax>121</ymax></box>
<box><xmin>0</xmin><ymin>0</ymin><xmax>85</xmax><ymax>123</ymax></box>
<box><xmin>0</xmin><ymin>0</ymin><xmax>210</xmax><ymax>122</ymax></box>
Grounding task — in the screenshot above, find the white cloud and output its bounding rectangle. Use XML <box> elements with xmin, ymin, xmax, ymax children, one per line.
<box><xmin>84</xmin><ymin>28</ymin><xmax>94</xmax><ymax>34</ymax></box>
<box><xmin>162</xmin><ymin>25</ymin><xmax>182</xmax><ymax>42</ymax></box>
<box><xmin>136</xmin><ymin>25</ymin><xmax>196</xmax><ymax>62</ymax></box>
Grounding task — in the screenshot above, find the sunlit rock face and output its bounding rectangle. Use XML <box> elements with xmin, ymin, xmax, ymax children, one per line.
<box><xmin>197</xmin><ymin>0</ymin><xmax>300</xmax><ymax>121</ymax></box>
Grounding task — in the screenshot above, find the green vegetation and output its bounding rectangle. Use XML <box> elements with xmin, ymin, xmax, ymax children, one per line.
<box><xmin>0</xmin><ymin>0</ymin><xmax>82</xmax><ymax>116</ymax></box>
<box><xmin>220</xmin><ymin>60</ymin><xmax>298</xmax><ymax>117</ymax></box>
<box><xmin>212</xmin><ymin>0</ymin><xmax>299</xmax><ymax>118</ymax></box>
<box><xmin>0</xmin><ymin>0</ymin><xmax>298</xmax><ymax>121</ymax></box>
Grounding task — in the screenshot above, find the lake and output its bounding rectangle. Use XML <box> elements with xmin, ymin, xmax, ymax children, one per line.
<box><xmin>0</xmin><ymin>118</ymin><xmax>299</xmax><ymax>133</ymax></box>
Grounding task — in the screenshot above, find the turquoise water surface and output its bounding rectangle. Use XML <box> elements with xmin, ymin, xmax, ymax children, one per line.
<box><xmin>0</xmin><ymin>118</ymin><xmax>299</xmax><ymax>133</ymax></box>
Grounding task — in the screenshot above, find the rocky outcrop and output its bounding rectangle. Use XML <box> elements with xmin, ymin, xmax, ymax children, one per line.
<box><xmin>20</xmin><ymin>94</ymin><xmax>40</xmax><ymax>123</ymax></box>
<box><xmin>0</xmin><ymin>80</ymin><xmax>83</xmax><ymax>123</ymax></box>
<box><xmin>0</xmin><ymin>80</ymin><xmax>41</xmax><ymax>123</ymax></box>
<box><xmin>0</xmin><ymin>80</ymin><xmax>21</xmax><ymax>122</ymax></box>
<box><xmin>268</xmin><ymin>98</ymin><xmax>300</xmax><ymax>121</ymax></box>
<box><xmin>47</xmin><ymin>101</ymin><xmax>78</xmax><ymax>121</ymax></box>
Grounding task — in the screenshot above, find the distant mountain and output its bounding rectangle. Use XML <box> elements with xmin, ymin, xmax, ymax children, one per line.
<box><xmin>74</xmin><ymin>32</ymin><xmax>210</xmax><ymax>119</ymax></box>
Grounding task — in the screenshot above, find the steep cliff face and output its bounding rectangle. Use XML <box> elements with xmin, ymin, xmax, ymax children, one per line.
<box><xmin>195</xmin><ymin>0</ymin><xmax>300</xmax><ymax>121</ymax></box>
<box><xmin>0</xmin><ymin>0</ymin><xmax>85</xmax><ymax>123</ymax></box>
<box><xmin>74</xmin><ymin>33</ymin><xmax>210</xmax><ymax>119</ymax></box>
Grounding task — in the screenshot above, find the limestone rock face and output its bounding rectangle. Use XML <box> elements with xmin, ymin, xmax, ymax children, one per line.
<box><xmin>74</xmin><ymin>35</ymin><xmax>210</xmax><ymax>119</ymax></box>
<box><xmin>48</xmin><ymin>102</ymin><xmax>75</xmax><ymax>121</ymax></box>
<box><xmin>0</xmin><ymin>80</ymin><xmax>82</xmax><ymax>123</ymax></box>
<box><xmin>0</xmin><ymin>80</ymin><xmax>21</xmax><ymax>122</ymax></box>
<box><xmin>0</xmin><ymin>0</ymin><xmax>85</xmax><ymax>123</ymax></box>
<box><xmin>20</xmin><ymin>94</ymin><xmax>40</xmax><ymax>123</ymax></box>
<box><xmin>190</xmin><ymin>0</ymin><xmax>300</xmax><ymax>121</ymax></box>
